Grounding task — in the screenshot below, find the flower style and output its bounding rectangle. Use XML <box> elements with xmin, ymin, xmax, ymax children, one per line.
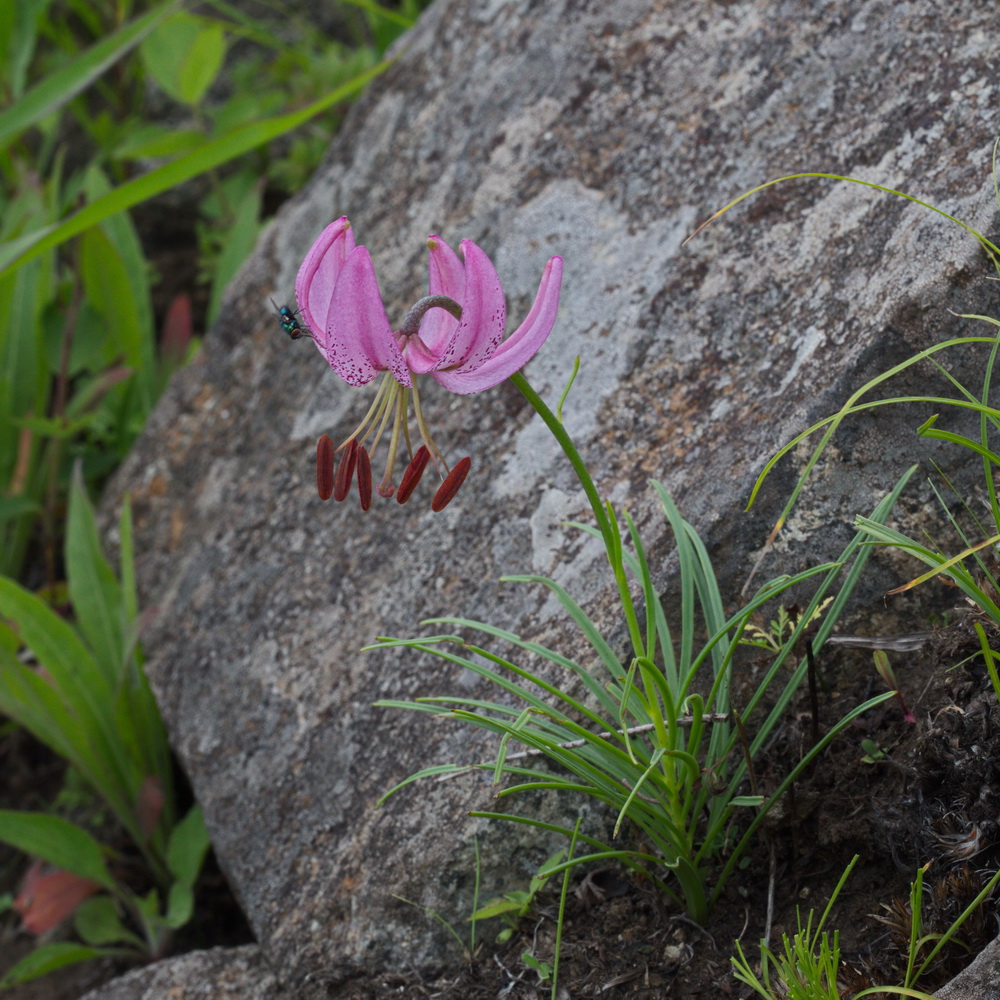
<box><xmin>295</xmin><ymin>217</ymin><xmax>563</xmax><ymax>509</ymax></box>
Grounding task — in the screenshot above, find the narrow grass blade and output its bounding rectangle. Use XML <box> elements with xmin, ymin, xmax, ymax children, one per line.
<box><xmin>0</xmin><ymin>58</ymin><xmax>393</xmax><ymax>275</ymax></box>
<box><xmin>65</xmin><ymin>470</ymin><xmax>123</xmax><ymax>685</ymax></box>
<box><xmin>0</xmin><ymin>943</ymin><xmax>109</xmax><ymax>989</ymax></box>
<box><xmin>0</xmin><ymin>811</ymin><xmax>115</xmax><ymax>890</ymax></box>
<box><xmin>0</xmin><ymin>0</ymin><xmax>181</xmax><ymax>147</ymax></box>
<box><xmin>613</xmin><ymin>748</ymin><xmax>664</xmax><ymax>837</ymax></box>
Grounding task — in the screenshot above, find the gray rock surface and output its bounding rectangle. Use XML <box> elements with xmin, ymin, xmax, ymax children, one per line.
<box><xmin>76</xmin><ymin>947</ymin><xmax>282</xmax><ymax>1000</ymax></box>
<box><xmin>937</xmin><ymin>936</ymin><xmax>1000</xmax><ymax>999</ymax></box>
<box><xmin>94</xmin><ymin>0</ymin><xmax>1000</xmax><ymax>995</ymax></box>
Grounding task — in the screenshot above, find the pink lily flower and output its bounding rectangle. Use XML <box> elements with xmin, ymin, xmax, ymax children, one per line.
<box><xmin>294</xmin><ymin>218</ymin><xmax>562</xmax><ymax>509</ymax></box>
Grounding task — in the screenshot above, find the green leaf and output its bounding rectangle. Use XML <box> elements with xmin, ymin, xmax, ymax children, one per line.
<box><xmin>65</xmin><ymin>469</ymin><xmax>123</xmax><ymax>684</ymax></box>
<box><xmin>339</xmin><ymin>0</ymin><xmax>415</xmax><ymax>29</ymax></box>
<box><xmin>163</xmin><ymin>881</ymin><xmax>194</xmax><ymax>929</ymax></box>
<box><xmin>178</xmin><ymin>21</ymin><xmax>226</xmax><ymax>105</ymax></box>
<box><xmin>0</xmin><ymin>812</ymin><xmax>115</xmax><ymax>890</ymax></box>
<box><xmin>0</xmin><ymin>581</ymin><xmax>143</xmax><ymax>833</ymax></box>
<box><xmin>134</xmin><ymin>887</ymin><xmax>161</xmax><ymax>926</ymax></box>
<box><xmin>0</xmin><ymin>496</ymin><xmax>41</xmax><ymax>521</ymax></box>
<box><xmin>140</xmin><ymin>13</ymin><xmax>226</xmax><ymax>107</ymax></box>
<box><xmin>78</xmin><ymin>171</ymin><xmax>155</xmax><ymax>403</ymax></box>
<box><xmin>1</xmin><ymin>0</ymin><xmax>51</xmax><ymax>101</ymax></box>
<box><xmin>113</xmin><ymin>124</ymin><xmax>204</xmax><ymax>160</ymax></box>
<box><xmin>0</xmin><ymin>57</ymin><xmax>393</xmax><ymax>276</ymax></box>
<box><xmin>0</xmin><ymin>0</ymin><xmax>181</xmax><ymax>148</ymax></box>
<box><xmin>0</xmin><ymin>942</ymin><xmax>104</xmax><ymax>988</ymax></box>
<box><xmin>471</xmin><ymin>896</ymin><xmax>525</xmax><ymax>921</ymax></box>
<box><xmin>0</xmin><ymin>576</ymin><xmax>114</xmax><ymax>706</ymax></box>
<box><xmin>206</xmin><ymin>177</ymin><xmax>262</xmax><ymax>325</ymax></box>
<box><xmin>74</xmin><ymin>895</ymin><xmax>143</xmax><ymax>947</ymax></box>
<box><xmin>166</xmin><ymin>804</ymin><xmax>210</xmax><ymax>888</ymax></box>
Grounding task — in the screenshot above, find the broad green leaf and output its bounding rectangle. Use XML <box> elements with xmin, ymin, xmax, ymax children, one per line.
<box><xmin>79</xmin><ymin>166</ymin><xmax>155</xmax><ymax>405</ymax></box>
<box><xmin>0</xmin><ymin>496</ymin><xmax>41</xmax><ymax>520</ymax></box>
<box><xmin>178</xmin><ymin>22</ymin><xmax>226</xmax><ymax>105</ymax></box>
<box><xmin>0</xmin><ymin>577</ymin><xmax>113</xmax><ymax>702</ymax></box>
<box><xmin>141</xmin><ymin>14</ymin><xmax>226</xmax><ymax>107</ymax></box>
<box><xmin>206</xmin><ymin>177</ymin><xmax>262</xmax><ymax>325</ymax></box>
<box><xmin>74</xmin><ymin>894</ymin><xmax>144</xmax><ymax>947</ymax></box>
<box><xmin>58</xmin><ymin>300</ymin><xmax>107</xmax><ymax>376</ymax></box>
<box><xmin>163</xmin><ymin>881</ymin><xmax>194</xmax><ymax>928</ymax></box>
<box><xmin>0</xmin><ymin>643</ymin><xmax>88</xmax><ymax>766</ymax></box>
<box><xmin>166</xmin><ymin>804</ymin><xmax>210</xmax><ymax>887</ymax></box>
<box><xmin>0</xmin><ymin>812</ymin><xmax>115</xmax><ymax>890</ymax></box>
<box><xmin>2</xmin><ymin>0</ymin><xmax>51</xmax><ymax>100</ymax></box>
<box><xmin>470</xmin><ymin>897</ymin><xmax>523</xmax><ymax>921</ymax></box>
<box><xmin>0</xmin><ymin>941</ymin><xmax>105</xmax><ymax>988</ymax></box>
<box><xmin>339</xmin><ymin>0</ymin><xmax>414</xmax><ymax>28</ymax></box>
<box><xmin>66</xmin><ymin>470</ymin><xmax>123</xmax><ymax>683</ymax></box>
<box><xmin>0</xmin><ymin>621</ymin><xmax>17</xmax><ymax>654</ymax></box>
<box><xmin>0</xmin><ymin>0</ymin><xmax>181</xmax><ymax>148</ymax></box>
<box><xmin>0</xmin><ymin>57</ymin><xmax>393</xmax><ymax>276</ymax></box>
<box><xmin>0</xmin><ymin>579</ymin><xmax>141</xmax><ymax>825</ymax></box>
<box><xmin>133</xmin><ymin>887</ymin><xmax>161</xmax><ymax>926</ymax></box>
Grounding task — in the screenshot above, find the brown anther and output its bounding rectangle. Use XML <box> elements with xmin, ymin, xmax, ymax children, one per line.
<box><xmin>431</xmin><ymin>457</ymin><xmax>472</xmax><ymax>512</ymax></box>
<box><xmin>334</xmin><ymin>438</ymin><xmax>358</xmax><ymax>502</ymax></box>
<box><xmin>357</xmin><ymin>445</ymin><xmax>373</xmax><ymax>511</ymax></box>
<box><xmin>396</xmin><ymin>446</ymin><xmax>431</xmax><ymax>504</ymax></box>
<box><xmin>316</xmin><ymin>435</ymin><xmax>334</xmax><ymax>500</ymax></box>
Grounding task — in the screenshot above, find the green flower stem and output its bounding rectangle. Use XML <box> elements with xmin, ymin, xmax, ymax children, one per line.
<box><xmin>510</xmin><ymin>372</ymin><xmax>674</xmax><ymax>806</ymax></box>
<box><xmin>510</xmin><ymin>373</ymin><xmax>611</xmax><ymax>543</ymax></box>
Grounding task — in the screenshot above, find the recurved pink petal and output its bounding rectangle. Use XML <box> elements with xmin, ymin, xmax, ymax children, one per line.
<box><xmin>327</xmin><ymin>247</ymin><xmax>411</xmax><ymax>387</ymax></box>
<box><xmin>417</xmin><ymin>235</ymin><xmax>465</xmax><ymax>355</ymax></box>
<box><xmin>295</xmin><ymin>217</ymin><xmax>355</xmax><ymax>352</ymax></box>
<box><xmin>409</xmin><ymin>241</ymin><xmax>505</xmax><ymax>376</ymax></box>
<box><xmin>431</xmin><ymin>256</ymin><xmax>562</xmax><ymax>394</ymax></box>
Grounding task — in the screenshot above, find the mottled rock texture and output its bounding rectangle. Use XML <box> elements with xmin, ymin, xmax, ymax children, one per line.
<box><xmin>95</xmin><ymin>0</ymin><xmax>1000</xmax><ymax>994</ymax></box>
<box><xmin>937</xmin><ymin>936</ymin><xmax>1000</xmax><ymax>1000</ymax></box>
<box><xmin>77</xmin><ymin>946</ymin><xmax>282</xmax><ymax>1000</ymax></box>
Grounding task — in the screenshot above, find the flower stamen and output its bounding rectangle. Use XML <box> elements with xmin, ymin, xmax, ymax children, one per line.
<box><xmin>334</xmin><ymin>439</ymin><xmax>359</xmax><ymax>502</ymax></box>
<box><xmin>396</xmin><ymin>445</ymin><xmax>430</xmax><ymax>504</ymax></box>
<box><xmin>317</xmin><ymin>435</ymin><xmax>334</xmax><ymax>500</ymax></box>
<box><xmin>431</xmin><ymin>457</ymin><xmax>472</xmax><ymax>512</ymax></box>
<box><xmin>294</xmin><ymin>218</ymin><xmax>562</xmax><ymax>511</ymax></box>
<box><xmin>357</xmin><ymin>446</ymin><xmax>373</xmax><ymax>511</ymax></box>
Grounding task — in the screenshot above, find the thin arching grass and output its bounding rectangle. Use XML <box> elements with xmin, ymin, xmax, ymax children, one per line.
<box><xmin>685</xmin><ymin>143</ymin><xmax>1000</xmax><ymax>593</ymax></box>
<box><xmin>374</xmin><ymin>375</ymin><xmax>903</xmax><ymax>922</ymax></box>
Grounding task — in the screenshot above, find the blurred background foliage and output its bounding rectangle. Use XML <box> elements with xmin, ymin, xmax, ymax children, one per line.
<box><xmin>0</xmin><ymin>0</ymin><xmax>428</xmax><ymax>587</ymax></box>
<box><xmin>0</xmin><ymin>0</ymin><xmax>427</xmax><ymax>983</ymax></box>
